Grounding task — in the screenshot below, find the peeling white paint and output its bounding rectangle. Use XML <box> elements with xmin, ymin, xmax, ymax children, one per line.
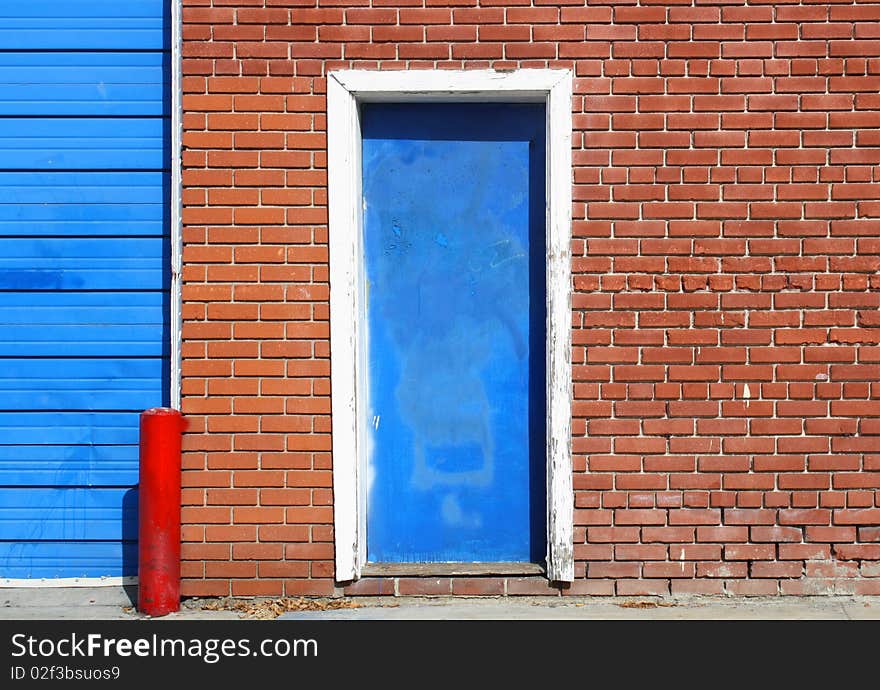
<box><xmin>328</xmin><ymin>73</ymin><xmax>364</xmax><ymax>581</ymax></box>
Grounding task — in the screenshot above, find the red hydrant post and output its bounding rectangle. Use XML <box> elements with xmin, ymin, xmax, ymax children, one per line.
<box><xmin>138</xmin><ymin>407</ymin><xmax>187</xmax><ymax>617</ymax></box>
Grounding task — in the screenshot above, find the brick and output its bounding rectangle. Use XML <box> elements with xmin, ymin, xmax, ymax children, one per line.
<box><xmin>778</xmin><ymin>509</ymin><xmax>831</xmax><ymax>526</ymax></box>
<box><xmin>284</xmin><ymin>580</ymin><xmax>336</xmax><ymax>597</ymax></box>
<box><xmin>643</xmin><ymin>562</ymin><xmax>695</xmax><ymax>579</ymax></box>
<box><xmin>672</xmin><ymin>580</ymin><xmax>725</xmax><ymax>595</ymax></box>
<box><xmin>834</xmin><ymin>544</ymin><xmax>880</xmax><ymax>561</ymax></box>
<box><xmin>587</xmin><ymin>562</ymin><xmax>640</xmax><ymax>579</ymax></box>
<box><xmin>697</xmin><ymin>527</ymin><xmax>749</xmax><ymax>543</ymax></box>
<box><xmin>698</xmin><ymin>562</ymin><xmax>748</xmax><ymax>578</ymax></box>
<box><xmin>397</xmin><ymin>578</ymin><xmax>452</xmax><ymax>596</ymax></box>
<box><xmin>750</xmin><ymin>527</ymin><xmax>802</xmax><ymax>543</ymax></box>
<box><xmin>834</xmin><ymin>509</ymin><xmax>880</xmax><ymax>525</ymax></box>
<box><xmin>616</xmin><ymin>579</ymin><xmax>670</xmax><ymax>596</ymax></box>
<box><xmin>725</xmin><ymin>579</ymin><xmax>780</xmax><ymax>595</ymax></box>
<box><xmin>506</xmin><ymin>578</ymin><xmax>562</xmax><ymax>596</ymax></box>
<box><xmin>614</xmin><ymin>544</ymin><xmax>668</xmax><ymax>561</ymax></box>
<box><xmin>451</xmin><ymin>578</ymin><xmax>506</xmax><ymax>596</ymax></box>
<box><xmin>561</xmin><ymin>580</ymin><xmax>615</xmax><ymax>596</ymax></box>
<box><xmin>343</xmin><ymin>578</ymin><xmax>396</xmax><ymax>596</ymax></box>
<box><xmin>723</xmin><ymin>509</ymin><xmax>777</xmax><ymax>526</ymax></box>
<box><xmin>642</xmin><ymin>527</ymin><xmax>695</xmax><ymax>543</ymax></box>
<box><xmin>724</xmin><ymin>544</ymin><xmax>775</xmax><ymax>561</ymax></box>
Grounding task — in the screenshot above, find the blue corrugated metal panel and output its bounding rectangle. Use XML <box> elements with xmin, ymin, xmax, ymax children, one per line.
<box><xmin>0</xmin><ymin>542</ymin><xmax>137</xmax><ymax>579</ymax></box>
<box><xmin>0</xmin><ymin>238</ymin><xmax>167</xmax><ymax>290</ymax></box>
<box><xmin>0</xmin><ymin>172</ymin><xmax>163</xmax><ymax>204</ymax></box>
<box><xmin>0</xmin><ymin>412</ymin><xmax>141</xmax><ymax>446</ymax></box>
<box><xmin>0</xmin><ymin>1</ymin><xmax>167</xmax><ymax>51</ymax></box>
<box><xmin>0</xmin><ymin>359</ymin><xmax>165</xmax><ymax>411</ymax></box>
<box><xmin>0</xmin><ymin>1</ymin><xmax>166</xmax><ymax>20</ymax></box>
<box><xmin>0</xmin><ymin>172</ymin><xmax>165</xmax><ymax>237</ymax></box>
<box><xmin>0</xmin><ymin>292</ymin><xmax>165</xmax><ymax>320</ymax></box>
<box><xmin>0</xmin><ymin>326</ymin><xmax>165</xmax><ymax>357</ymax></box>
<box><xmin>0</xmin><ymin>53</ymin><xmax>166</xmax><ymax>117</ymax></box>
<box><xmin>0</xmin><ymin>488</ymin><xmax>137</xmax><ymax>541</ymax></box>
<box><xmin>0</xmin><ymin>1</ymin><xmax>168</xmax><ymax>579</ymax></box>
<box><xmin>0</xmin><ymin>446</ymin><xmax>138</xmax><ymax>487</ymax></box>
<box><xmin>0</xmin><ymin>118</ymin><xmax>165</xmax><ymax>170</ymax></box>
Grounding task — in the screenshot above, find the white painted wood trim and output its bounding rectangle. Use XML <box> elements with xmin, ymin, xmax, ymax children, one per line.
<box><xmin>327</xmin><ymin>70</ymin><xmax>574</xmax><ymax>583</ymax></box>
<box><xmin>545</xmin><ymin>72</ymin><xmax>574</xmax><ymax>583</ymax></box>
<box><xmin>0</xmin><ymin>577</ymin><xmax>138</xmax><ymax>588</ymax></box>
<box><xmin>328</xmin><ymin>74</ymin><xmax>362</xmax><ymax>581</ymax></box>
<box><xmin>169</xmin><ymin>0</ymin><xmax>183</xmax><ymax>409</ymax></box>
<box><xmin>334</xmin><ymin>69</ymin><xmax>563</xmax><ymax>102</ymax></box>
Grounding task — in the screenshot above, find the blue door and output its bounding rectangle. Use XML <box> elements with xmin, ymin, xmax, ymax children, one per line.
<box><xmin>362</xmin><ymin>103</ymin><xmax>546</xmax><ymax>564</ymax></box>
<box><xmin>0</xmin><ymin>1</ymin><xmax>169</xmax><ymax>579</ymax></box>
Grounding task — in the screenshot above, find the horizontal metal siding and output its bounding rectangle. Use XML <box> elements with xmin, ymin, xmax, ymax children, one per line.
<box><xmin>0</xmin><ymin>0</ymin><xmax>169</xmax><ymax>579</ymax></box>
<box><xmin>0</xmin><ymin>118</ymin><xmax>165</xmax><ymax>169</ymax></box>
<box><xmin>0</xmin><ymin>238</ymin><xmax>167</xmax><ymax>290</ymax></box>
<box><xmin>0</xmin><ymin>445</ymin><xmax>140</xmax><ymax>487</ymax></box>
<box><xmin>0</xmin><ymin>53</ymin><xmax>167</xmax><ymax>117</ymax></box>
<box><xmin>0</xmin><ymin>172</ymin><xmax>166</xmax><ymax>237</ymax></box>
<box><xmin>0</xmin><ymin>412</ymin><xmax>140</xmax><ymax>445</ymax></box>
<box><xmin>0</xmin><ymin>359</ymin><xmax>165</xmax><ymax>410</ymax></box>
<box><xmin>0</xmin><ymin>543</ymin><xmax>137</xmax><ymax>579</ymax></box>
<box><xmin>0</xmin><ymin>488</ymin><xmax>137</xmax><ymax>540</ymax></box>
<box><xmin>0</xmin><ymin>293</ymin><xmax>166</xmax><ymax>357</ymax></box>
<box><xmin>0</xmin><ymin>1</ymin><xmax>167</xmax><ymax>51</ymax></box>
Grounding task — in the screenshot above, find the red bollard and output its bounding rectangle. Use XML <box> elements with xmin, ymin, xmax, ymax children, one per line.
<box><xmin>138</xmin><ymin>407</ymin><xmax>187</xmax><ymax>617</ymax></box>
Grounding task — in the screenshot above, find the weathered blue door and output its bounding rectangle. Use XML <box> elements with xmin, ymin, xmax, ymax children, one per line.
<box><xmin>362</xmin><ymin>103</ymin><xmax>546</xmax><ymax>564</ymax></box>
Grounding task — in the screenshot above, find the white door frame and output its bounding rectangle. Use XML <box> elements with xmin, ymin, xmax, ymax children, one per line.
<box><xmin>327</xmin><ymin>69</ymin><xmax>573</xmax><ymax>582</ymax></box>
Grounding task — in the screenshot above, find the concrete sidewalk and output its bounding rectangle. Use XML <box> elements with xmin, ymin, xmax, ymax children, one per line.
<box><xmin>0</xmin><ymin>587</ymin><xmax>237</xmax><ymax>621</ymax></box>
<box><xmin>1</xmin><ymin>587</ymin><xmax>879</xmax><ymax>620</ymax></box>
<box><xmin>279</xmin><ymin>595</ymin><xmax>880</xmax><ymax>620</ymax></box>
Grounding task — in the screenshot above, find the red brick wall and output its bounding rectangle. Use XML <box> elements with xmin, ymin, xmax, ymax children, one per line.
<box><xmin>179</xmin><ymin>0</ymin><xmax>880</xmax><ymax>598</ymax></box>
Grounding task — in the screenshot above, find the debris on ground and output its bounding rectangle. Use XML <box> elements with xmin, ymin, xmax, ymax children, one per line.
<box><xmin>194</xmin><ymin>597</ymin><xmax>360</xmax><ymax>620</ymax></box>
<box><xmin>616</xmin><ymin>600</ymin><xmax>676</xmax><ymax>609</ymax></box>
